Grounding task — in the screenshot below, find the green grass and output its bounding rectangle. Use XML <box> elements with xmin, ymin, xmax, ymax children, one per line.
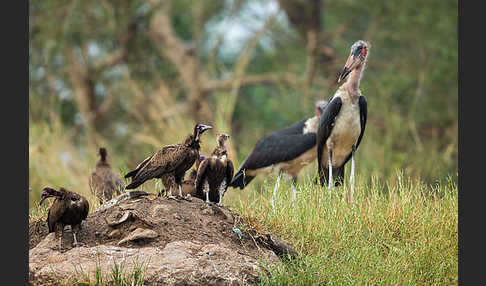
<box><xmin>230</xmin><ymin>173</ymin><xmax>458</xmax><ymax>285</ymax></box>
<box><xmin>29</xmin><ymin>122</ymin><xmax>457</xmax><ymax>285</ymax></box>
<box><xmin>68</xmin><ymin>259</ymin><xmax>147</xmax><ymax>286</ymax></box>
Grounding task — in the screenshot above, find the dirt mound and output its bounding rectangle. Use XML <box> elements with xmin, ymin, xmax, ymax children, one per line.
<box><xmin>29</xmin><ymin>192</ymin><xmax>297</xmax><ymax>285</ymax></box>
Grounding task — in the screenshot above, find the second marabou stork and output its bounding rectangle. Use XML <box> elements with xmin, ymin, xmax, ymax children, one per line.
<box><xmin>316</xmin><ymin>40</ymin><xmax>369</xmax><ymax>200</ymax></box>
<box><xmin>230</xmin><ymin>100</ymin><xmax>328</xmax><ymax>206</ymax></box>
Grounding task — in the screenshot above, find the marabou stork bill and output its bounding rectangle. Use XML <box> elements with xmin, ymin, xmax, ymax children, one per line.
<box><xmin>316</xmin><ymin>40</ymin><xmax>369</xmax><ymax>200</ymax></box>
<box><xmin>230</xmin><ymin>100</ymin><xmax>328</xmax><ymax>205</ymax></box>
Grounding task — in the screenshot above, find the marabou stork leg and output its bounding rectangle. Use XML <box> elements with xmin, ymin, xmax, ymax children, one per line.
<box><xmin>328</xmin><ymin>149</ymin><xmax>333</xmax><ymax>190</ymax></box>
<box><xmin>291</xmin><ymin>177</ymin><xmax>297</xmax><ymax>202</ymax></box>
<box><xmin>349</xmin><ymin>145</ymin><xmax>356</xmax><ymax>202</ymax></box>
<box><xmin>270</xmin><ymin>172</ymin><xmax>282</xmax><ymax>209</ymax></box>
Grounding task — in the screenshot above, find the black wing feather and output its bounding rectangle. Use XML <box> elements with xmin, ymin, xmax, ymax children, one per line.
<box><xmin>316</xmin><ymin>97</ymin><xmax>342</xmax><ymax>171</ymax></box>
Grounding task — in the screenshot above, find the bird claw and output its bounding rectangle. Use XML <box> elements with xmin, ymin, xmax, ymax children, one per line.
<box><xmin>179</xmin><ymin>196</ymin><xmax>192</xmax><ymax>202</ymax></box>
<box><xmin>72</xmin><ymin>241</ymin><xmax>84</xmax><ymax>247</ymax></box>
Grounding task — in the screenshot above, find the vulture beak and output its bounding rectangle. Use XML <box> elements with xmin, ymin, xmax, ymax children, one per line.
<box><xmin>200</xmin><ymin>124</ymin><xmax>212</xmax><ymax>132</ymax></box>
<box><xmin>338</xmin><ymin>48</ymin><xmax>363</xmax><ymax>83</ymax></box>
<box><xmin>39</xmin><ymin>192</ymin><xmax>49</xmax><ymax>205</ymax></box>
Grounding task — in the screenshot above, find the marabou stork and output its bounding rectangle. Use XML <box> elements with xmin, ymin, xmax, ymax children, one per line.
<box><xmin>230</xmin><ymin>100</ymin><xmax>328</xmax><ymax>205</ymax></box>
<box><xmin>316</xmin><ymin>40</ymin><xmax>369</xmax><ymax>200</ymax></box>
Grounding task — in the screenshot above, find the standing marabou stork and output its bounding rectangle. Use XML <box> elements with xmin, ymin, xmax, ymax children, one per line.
<box><xmin>317</xmin><ymin>40</ymin><xmax>369</xmax><ymax>200</ymax></box>
<box><xmin>230</xmin><ymin>100</ymin><xmax>328</xmax><ymax>205</ymax></box>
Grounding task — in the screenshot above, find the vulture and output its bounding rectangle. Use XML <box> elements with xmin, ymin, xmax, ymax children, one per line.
<box><xmin>195</xmin><ymin>134</ymin><xmax>234</xmax><ymax>205</ymax></box>
<box><xmin>229</xmin><ymin>100</ymin><xmax>328</xmax><ymax>204</ymax></box>
<box><xmin>39</xmin><ymin>187</ymin><xmax>89</xmax><ymax>251</ymax></box>
<box><xmin>125</xmin><ymin>123</ymin><xmax>212</xmax><ymax>197</ymax></box>
<box><xmin>316</xmin><ymin>40</ymin><xmax>369</xmax><ymax>199</ymax></box>
<box><xmin>89</xmin><ymin>147</ymin><xmax>125</xmax><ymax>204</ymax></box>
<box><xmin>163</xmin><ymin>154</ymin><xmax>207</xmax><ymax>197</ymax></box>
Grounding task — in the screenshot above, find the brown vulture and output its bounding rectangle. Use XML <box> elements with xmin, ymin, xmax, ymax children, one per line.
<box><xmin>229</xmin><ymin>100</ymin><xmax>328</xmax><ymax>206</ymax></box>
<box><xmin>195</xmin><ymin>134</ymin><xmax>234</xmax><ymax>205</ymax></box>
<box><xmin>125</xmin><ymin>123</ymin><xmax>212</xmax><ymax>197</ymax></box>
<box><xmin>39</xmin><ymin>187</ymin><xmax>89</xmax><ymax>251</ymax></box>
<box><xmin>89</xmin><ymin>147</ymin><xmax>125</xmax><ymax>204</ymax></box>
<box><xmin>317</xmin><ymin>40</ymin><xmax>369</xmax><ymax>201</ymax></box>
<box><xmin>163</xmin><ymin>154</ymin><xmax>207</xmax><ymax>197</ymax></box>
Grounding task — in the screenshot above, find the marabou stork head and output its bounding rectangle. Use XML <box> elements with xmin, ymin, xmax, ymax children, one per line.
<box><xmin>338</xmin><ymin>40</ymin><xmax>370</xmax><ymax>83</ymax></box>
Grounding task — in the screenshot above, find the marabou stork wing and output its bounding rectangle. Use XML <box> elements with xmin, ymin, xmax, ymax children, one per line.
<box><xmin>316</xmin><ymin>97</ymin><xmax>342</xmax><ymax>172</ymax></box>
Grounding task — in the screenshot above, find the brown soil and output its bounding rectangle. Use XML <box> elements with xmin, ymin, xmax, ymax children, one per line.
<box><xmin>29</xmin><ymin>194</ymin><xmax>296</xmax><ymax>259</ymax></box>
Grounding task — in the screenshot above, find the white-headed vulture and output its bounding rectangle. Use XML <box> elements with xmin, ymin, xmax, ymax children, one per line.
<box><xmin>229</xmin><ymin>100</ymin><xmax>328</xmax><ymax>203</ymax></box>
<box><xmin>125</xmin><ymin>123</ymin><xmax>212</xmax><ymax>197</ymax></box>
<box><xmin>39</xmin><ymin>187</ymin><xmax>90</xmax><ymax>251</ymax></box>
<box><xmin>195</xmin><ymin>134</ymin><xmax>234</xmax><ymax>205</ymax></box>
<box><xmin>317</xmin><ymin>40</ymin><xmax>369</xmax><ymax>199</ymax></box>
<box><xmin>89</xmin><ymin>147</ymin><xmax>125</xmax><ymax>204</ymax></box>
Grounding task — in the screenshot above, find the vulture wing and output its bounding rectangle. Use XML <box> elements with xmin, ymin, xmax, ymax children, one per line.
<box><xmin>126</xmin><ymin>145</ymin><xmax>186</xmax><ymax>189</ymax></box>
<box><xmin>125</xmin><ymin>154</ymin><xmax>154</xmax><ymax>179</ymax></box>
<box><xmin>195</xmin><ymin>158</ymin><xmax>210</xmax><ymax>196</ymax></box>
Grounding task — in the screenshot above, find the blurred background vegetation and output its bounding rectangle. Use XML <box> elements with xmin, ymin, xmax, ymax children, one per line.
<box><xmin>29</xmin><ymin>0</ymin><xmax>457</xmax><ymax>210</ymax></box>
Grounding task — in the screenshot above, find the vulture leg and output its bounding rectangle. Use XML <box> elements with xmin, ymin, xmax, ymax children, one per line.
<box><xmin>270</xmin><ymin>172</ymin><xmax>281</xmax><ymax>209</ymax></box>
<box><xmin>72</xmin><ymin>224</ymin><xmax>81</xmax><ymax>246</ymax></box>
<box><xmin>56</xmin><ymin>224</ymin><xmax>64</xmax><ymax>252</ymax></box>
<box><xmin>73</xmin><ymin>232</ymin><xmax>78</xmax><ymax>246</ymax></box>
<box><xmin>349</xmin><ymin>145</ymin><xmax>356</xmax><ymax>203</ymax></box>
<box><xmin>178</xmin><ymin>184</ymin><xmax>183</xmax><ymax>197</ymax></box>
<box><xmin>217</xmin><ymin>183</ymin><xmax>226</xmax><ymax>206</ymax></box>
<box><xmin>204</xmin><ymin>181</ymin><xmax>210</xmax><ymax>203</ymax></box>
<box><xmin>291</xmin><ymin>177</ymin><xmax>297</xmax><ymax>202</ymax></box>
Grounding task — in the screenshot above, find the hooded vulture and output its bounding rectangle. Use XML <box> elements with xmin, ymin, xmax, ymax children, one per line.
<box><xmin>163</xmin><ymin>154</ymin><xmax>207</xmax><ymax>197</ymax></box>
<box><xmin>316</xmin><ymin>40</ymin><xmax>369</xmax><ymax>200</ymax></box>
<box><xmin>195</xmin><ymin>134</ymin><xmax>234</xmax><ymax>205</ymax></box>
<box><xmin>39</xmin><ymin>187</ymin><xmax>89</xmax><ymax>251</ymax></box>
<box><xmin>229</xmin><ymin>100</ymin><xmax>328</xmax><ymax>205</ymax></box>
<box><xmin>125</xmin><ymin>123</ymin><xmax>212</xmax><ymax>197</ymax></box>
<box><xmin>89</xmin><ymin>147</ymin><xmax>125</xmax><ymax>204</ymax></box>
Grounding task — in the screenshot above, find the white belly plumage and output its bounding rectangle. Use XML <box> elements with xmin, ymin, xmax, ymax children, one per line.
<box><xmin>321</xmin><ymin>96</ymin><xmax>361</xmax><ymax>167</ymax></box>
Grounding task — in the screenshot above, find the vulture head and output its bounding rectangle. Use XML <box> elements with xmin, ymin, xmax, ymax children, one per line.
<box><xmin>315</xmin><ymin>100</ymin><xmax>328</xmax><ymax>117</ymax></box>
<box><xmin>338</xmin><ymin>40</ymin><xmax>370</xmax><ymax>83</ymax></box>
<box><xmin>98</xmin><ymin>147</ymin><xmax>107</xmax><ymax>162</ymax></box>
<box><xmin>217</xmin><ymin>133</ymin><xmax>230</xmax><ymax>148</ymax></box>
<box><xmin>193</xmin><ymin>123</ymin><xmax>212</xmax><ymax>141</ymax></box>
<box><xmin>39</xmin><ymin>187</ymin><xmax>63</xmax><ymax>205</ymax></box>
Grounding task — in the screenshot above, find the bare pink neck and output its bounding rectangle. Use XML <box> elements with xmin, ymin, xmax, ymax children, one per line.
<box><xmin>345</xmin><ymin>62</ymin><xmax>365</xmax><ymax>97</ymax></box>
